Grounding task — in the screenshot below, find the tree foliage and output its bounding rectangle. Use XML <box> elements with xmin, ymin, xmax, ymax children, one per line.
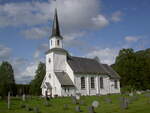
<box><xmin>112</xmin><ymin>48</ymin><xmax>150</xmax><ymax>91</ymax></box>
<box><xmin>29</xmin><ymin>62</ymin><xmax>46</xmax><ymax>95</ymax></box>
<box><xmin>0</xmin><ymin>61</ymin><xmax>16</xmax><ymax>97</ymax></box>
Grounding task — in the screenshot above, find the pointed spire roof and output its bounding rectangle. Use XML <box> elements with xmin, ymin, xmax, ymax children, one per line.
<box><xmin>50</xmin><ymin>8</ymin><xmax>63</xmax><ymax>39</ymax></box>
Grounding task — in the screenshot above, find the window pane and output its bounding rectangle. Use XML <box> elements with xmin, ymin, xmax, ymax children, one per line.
<box><xmin>100</xmin><ymin>77</ymin><xmax>104</xmax><ymax>89</ymax></box>
<box><xmin>81</xmin><ymin>77</ymin><xmax>85</xmax><ymax>89</ymax></box>
<box><xmin>114</xmin><ymin>80</ymin><xmax>118</xmax><ymax>89</ymax></box>
<box><xmin>57</xmin><ymin>40</ymin><xmax>59</xmax><ymax>45</ymax></box>
<box><xmin>91</xmin><ymin>77</ymin><xmax>95</xmax><ymax>89</ymax></box>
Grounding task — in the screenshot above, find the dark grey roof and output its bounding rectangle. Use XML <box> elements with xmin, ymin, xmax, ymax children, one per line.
<box><xmin>50</xmin><ymin>8</ymin><xmax>63</xmax><ymax>39</ymax></box>
<box><xmin>45</xmin><ymin>48</ymin><xmax>68</xmax><ymax>54</ymax></box>
<box><xmin>102</xmin><ymin>64</ymin><xmax>120</xmax><ymax>79</ymax></box>
<box><xmin>45</xmin><ymin>82</ymin><xmax>52</xmax><ymax>89</ymax></box>
<box><xmin>55</xmin><ymin>72</ymin><xmax>74</xmax><ymax>87</ymax></box>
<box><xmin>67</xmin><ymin>56</ymin><xmax>108</xmax><ymax>74</ymax></box>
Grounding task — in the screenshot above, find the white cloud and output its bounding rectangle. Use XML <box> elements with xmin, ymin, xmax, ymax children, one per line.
<box><xmin>63</xmin><ymin>32</ymin><xmax>86</xmax><ymax>47</ymax></box>
<box><xmin>0</xmin><ymin>44</ymin><xmax>11</xmax><ymax>60</ymax></box>
<box><xmin>0</xmin><ymin>2</ymin><xmax>50</xmax><ymax>27</ymax></box>
<box><xmin>111</xmin><ymin>11</ymin><xmax>123</xmax><ymax>22</ymax></box>
<box><xmin>125</xmin><ymin>36</ymin><xmax>139</xmax><ymax>42</ymax></box>
<box><xmin>10</xmin><ymin>58</ymin><xmax>39</xmax><ymax>84</ymax></box>
<box><xmin>22</xmin><ymin>27</ymin><xmax>49</xmax><ymax>40</ymax></box>
<box><xmin>33</xmin><ymin>43</ymin><xmax>49</xmax><ymax>59</ymax></box>
<box><xmin>34</xmin><ymin>50</ymin><xmax>41</xmax><ymax>59</ymax></box>
<box><xmin>20</xmin><ymin>62</ymin><xmax>37</xmax><ymax>77</ymax></box>
<box><xmin>0</xmin><ymin>0</ymin><xmax>109</xmax><ymax>31</ymax></box>
<box><xmin>92</xmin><ymin>14</ymin><xmax>109</xmax><ymax>28</ymax></box>
<box><xmin>86</xmin><ymin>48</ymin><xmax>119</xmax><ymax>64</ymax></box>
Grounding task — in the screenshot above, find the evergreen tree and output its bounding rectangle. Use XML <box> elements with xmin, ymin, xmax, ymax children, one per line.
<box><xmin>0</xmin><ymin>61</ymin><xmax>16</xmax><ymax>98</ymax></box>
<box><xmin>112</xmin><ymin>48</ymin><xmax>150</xmax><ymax>91</ymax></box>
<box><xmin>29</xmin><ymin>62</ymin><xmax>46</xmax><ymax>95</ymax></box>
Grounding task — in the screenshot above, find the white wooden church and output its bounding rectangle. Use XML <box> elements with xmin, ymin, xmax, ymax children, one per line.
<box><xmin>41</xmin><ymin>9</ymin><xmax>121</xmax><ymax>97</ymax></box>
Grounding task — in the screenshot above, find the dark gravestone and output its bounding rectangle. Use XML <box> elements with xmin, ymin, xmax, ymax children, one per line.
<box><xmin>105</xmin><ymin>98</ymin><xmax>112</xmax><ymax>104</ymax></box>
<box><xmin>44</xmin><ymin>101</ymin><xmax>50</xmax><ymax>107</ymax></box>
<box><xmin>34</xmin><ymin>107</ymin><xmax>40</xmax><ymax>113</ymax></box>
<box><xmin>63</xmin><ymin>104</ymin><xmax>68</xmax><ymax>110</ymax></box>
<box><xmin>130</xmin><ymin>96</ymin><xmax>138</xmax><ymax>103</ymax></box>
<box><xmin>72</xmin><ymin>96</ymin><xmax>78</xmax><ymax>104</ymax></box>
<box><xmin>75</xmin><ymin>106</ymin><xmax>81</xmax><ymax>112</ymax></box>
<box><xmin>20</xmin><ymin>104</ymin><xmax>26</xmax><ymax>108</ymax></box>
<box><xmin>120</xmin><ymin>97</ymin><xmax>128</xmax><ymax>109</ymax></box>
<box><xmin>88</xmin><ymin>106</ymin><xmax>95</xmax><ymax>113</ymax></box>
<box><xmin>144</xmin><ymin>93</ymin><xmax>150</xmax><ymax>97</ymax></box>
<box><xmin>79</xmin><ymin>100</ymin><xmax>85</xmax><ymax>105</ymax></box>
<box><xmin>26</xmin><ymin>105</ymin><xmax>33</xmax><ymax>111</ymax></box>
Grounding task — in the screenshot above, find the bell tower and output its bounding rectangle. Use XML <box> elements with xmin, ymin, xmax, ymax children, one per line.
<box><xmin>49</xmin><ymin>8</ymin><xmax>63</xmax><ymax>49</ymax></box>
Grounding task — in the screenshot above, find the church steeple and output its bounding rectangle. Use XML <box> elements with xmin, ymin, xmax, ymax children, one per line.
<box><xmin>51</xmin><ymin>8</ymin><xmax>62</xmax><ymax>39</ymax></box>
<box><xmin>49</xmin><ymin>8</ymin><xmax>63</xmax><ymax>49</ymax></box>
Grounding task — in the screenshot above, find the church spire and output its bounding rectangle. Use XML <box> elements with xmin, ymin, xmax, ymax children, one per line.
<box><xmin>51</xmin><ymin>8</ymin><xmax>62</xmax><ymax>39</ymax></box>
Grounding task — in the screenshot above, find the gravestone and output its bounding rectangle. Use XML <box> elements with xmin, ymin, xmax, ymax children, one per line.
<box><xmin>8</xmin><ymin>92</ymin><xmax>10</xmax><ymax>110</ymax></box>
<box><xmin>44</xmin><ymin>101</ymin><xmax>50</xmax><ymax>107</ymax></box>
<box><xmin>79</xmin><ymin>100</ymin><xmax>85</xmax><ymax>105</ymax></box>
<box><xmin>63</xmin><ymin>104</ymin><xmax>68</xmax><ymax>110</ymax></box>
<box><xmin>88</xmin><ymin>106</ymin><xmax>95</xmax><ymax>113</ymax></box>
<box><xmin>76</xmin><ymin>93</ymin><xmax>81</xmax><ymax>100</ymax></box>
<box><xmin>120</xmin><ymin>97</ymin><xmax>128</xmax><ymax>109</ymax></box>
<box><xmin>144</xmin><ymin>93</ymin><xmax>150</xmax><ymax>97</ymax></box>
<box><xmin>22</xmin><ymin>94</ymin><xmax>26</xmax><ymax>101</ymax></box>
<box><xmin>20</xmin><ymin>104</ymin><xmax>26</xmax><ymax>108</ymax></box>
<box><xmin>136</xmin><ymin>91</ymin><xmax>142</xmax><ymax>95</ymax></box>
<box><xmin>72</xmin><ymin>96</ymin><xmax>78</xmax><ymax>104</ymax></box>
<box><xmin>92</xmin><ymin>101</ymin><xmax>99</xmax><ymax>108</ymax></box>
<box><xmin>34</xmin><ymin>107</ymin><xmax>40</xmax><ymax>113</ymax></box>
<box><xmin>75</xmin><ymin>106</ymin><xmax>81</xmax><ymax>112</ymax></box>
<box><xmin>105</xmin><ymin>97</ymin><xmax>112</xmax><ymax>104</ymax></box>
<box><xmin>26</xmin><ymin>105</ymin><xmax>33</xmax><ymax>111</ymax></box>
<box><xmin>129</xmin><ymin>92</ymin><xmax>134</xmax><ymax>96</ymax></box>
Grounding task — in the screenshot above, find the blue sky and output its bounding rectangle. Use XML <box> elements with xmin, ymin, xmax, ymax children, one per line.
<box><xmin>0</xmin><ymin>0</ymin><xmax>150</xmax><ymax>84</ymax></box>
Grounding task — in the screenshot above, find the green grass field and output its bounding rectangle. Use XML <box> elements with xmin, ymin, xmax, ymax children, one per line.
<box><xmin>0</xmin><ymin>94</ymin><xmax>150</xmax><ymax>113</ymax></box>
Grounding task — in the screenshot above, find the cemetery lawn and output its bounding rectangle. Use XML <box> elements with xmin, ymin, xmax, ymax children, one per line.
<box><xmin>0</xmin><ymin>94</ymin><xmax>150</xmax><ymax>113</ymax></box>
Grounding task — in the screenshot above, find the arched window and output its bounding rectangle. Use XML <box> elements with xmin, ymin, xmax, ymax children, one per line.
<box><xmin>100</xmin><ymin>77</ymin><xmax>104</xmax><ymax>89</ymax></box>
<box><xmin>114</xmin><ymin>80</ymin><xmax>118</xmax><ymax>89</ymax></box>
<box><xmin>57</xmin><ymin>40</ymin><xmax>60</xmax><ymax>46</ymax></box>
<box><xmin>81</xmin><ymin>77</ymin><xmax>85</xmax><ymax>89</ymax></box>
<box><xmin>91</xmin><ymin>77</ymin><xmax>95</xmax><ymax>89</ymax></box>
<box><xmin>48</xmin><ymin>58</ymin><xmax>51</xmax><ymax>63</ymax></box>
<box><xmin>49</xmin><ymin>74</ymin><xmax>51</xmax><ymax>79</ymax></box>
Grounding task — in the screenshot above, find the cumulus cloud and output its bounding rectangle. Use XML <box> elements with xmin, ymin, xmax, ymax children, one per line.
<box><xmin>86</xmin><ymin>48</ymin><xmax>119</xmax><ymax>64</ymax></box>
<box><xmin>125</xmin><ymin>36</ymin><xmax>139</xmax><ymax>43</ymax></box>
<box><xmin>0</xmin><ymin>2</ymin><xmax>50</xmax><ymax>27</ymax></box>
<box><xmin>10</xmin><ymin>58</ymin><xmax>39</xmax><ymax>84</ymax></box>
<box><xmin>0</xmin><ymin>44</ymin><xmax>11</xmax><ymax>60</ymax></box>
<box><xmin>92</xmin><ymin>14</ymin><xmax>109</xmax><ymax>28</ymax></box>
<box><xmin>0</xmin><ymin>0</ymin><xmax>109</xmax><ymax>31</ymax></box>
<box><xmin>22</xmin><ymin>27</ymin><xmax>49</xmax><ymax>40</ymax></box>
<box><xmin>111</xmin><ymin>11</ymin><xmax>123</xmax><ymax>22</ymax></box>
<box><xmin>63</xmin><ymin>32</ymin><xmax>86</xmax><ymax>48</ymax></box>
<box><xmin>33</xmin><ymin>43</ymin><xmax>49</xmax><ymax>59</ymax></box>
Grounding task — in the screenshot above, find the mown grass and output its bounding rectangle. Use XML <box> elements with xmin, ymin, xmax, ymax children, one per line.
<box><xmin>0</xmin><ymin>93</ymin><xmax>150</xmax><ymax>113</ymax></box>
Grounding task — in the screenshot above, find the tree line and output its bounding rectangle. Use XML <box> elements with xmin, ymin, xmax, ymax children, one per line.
<box><xmin>112</xmin><ymin>48</ymin><xmax>150</xmax><ymax>92</ymax></box>
<box><xmin>0</xmin><ymin>48</ymin><xmax>150</xmax><ymax>97</ymax></box>
<box><xmin>0</xmin><ymin>61</ymin><xmax>45</xmax><ymax>98</ymax></box>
